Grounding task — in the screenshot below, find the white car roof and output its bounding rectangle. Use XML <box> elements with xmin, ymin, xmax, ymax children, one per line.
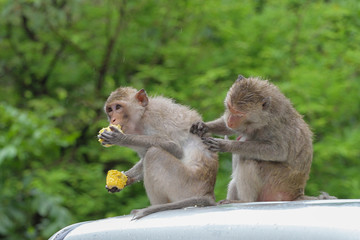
<box><xmin>50</xmin><ymin>199</ymin><xmax>360</xmax><ymax>240</ymax></box>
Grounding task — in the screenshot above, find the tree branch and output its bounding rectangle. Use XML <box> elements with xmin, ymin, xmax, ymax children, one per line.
<box><xmin>95</xmin><ymin>0</ymin><xmax>127</xmax><ymax>96</ymax></box>
<box><xmin>40</xmin><ymin>41</ymin><xmax>66</xmax><ymax>87</ymax></box>
<box><xmin>5</xmin><ymin>22</ymin><xmax>37</xmax><ymax>97</ymax></box>
<box><xmin>21</xmin><ymin>13</ymin><xmax>38</xmax><ymax>42</ymax></box>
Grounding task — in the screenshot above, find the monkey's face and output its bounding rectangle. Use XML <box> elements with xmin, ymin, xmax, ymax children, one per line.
<box><xmin>225</xmin><ymin>77</ymin><xmax>272</xmax><ymax>132</ymax></box>
<box><xmin>225</xmin><ymin>94</ymin><xmax>270</xmax><ymax>132</ymax></box>
<box><xmin>105</xmin><ymin>100</ymin><xmax>129</xmax><ymax>128</ymax></box>
<box><xmin>104</xmin><ymin>88</ymin><xmax>149</xmax><ymax>134</ymax></box>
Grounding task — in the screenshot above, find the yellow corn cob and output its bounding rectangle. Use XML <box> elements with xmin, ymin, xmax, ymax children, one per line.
<box><xmin>106</xmin><ymin>170</ymin><xmax>128</xmax><ymax>191</ymax></box>
<box><xmin>98</xmin><ymin>124</ymin><xmax>122</xmax><ymax>147</ymax></box>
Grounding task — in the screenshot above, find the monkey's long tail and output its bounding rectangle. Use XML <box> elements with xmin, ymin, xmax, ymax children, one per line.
<box><xmin>131</xmin><ymin>196</ymin><xmax>216</xmax><ymax>220</ymax></box>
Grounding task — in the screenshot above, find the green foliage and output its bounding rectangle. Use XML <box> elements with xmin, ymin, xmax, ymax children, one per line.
<box><xmin>0</xmin><ymin>104</ymin><xmax>74</xmax><ymax>239</ymax></box>
<box><xmin>1</xmin><ymin>0</ymin><xmax>360</xmax><ymax>239</ymax></box>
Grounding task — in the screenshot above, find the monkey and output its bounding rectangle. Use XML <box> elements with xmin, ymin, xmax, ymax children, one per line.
<box><xmin>99</xmin><ymin>87</ymin><xmax>218</xmax><ymax>219</ymax></box>
<box><xmin>190</xmin><ymin>75</ymin><xmax>336</xmax><ymax>203</ymax></box>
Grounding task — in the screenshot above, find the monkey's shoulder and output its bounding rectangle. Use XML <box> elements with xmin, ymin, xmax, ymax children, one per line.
<box><xmin>149</xmin><ymin>97</ymin><xmax>202</xmax><ymax>122</ymax></box>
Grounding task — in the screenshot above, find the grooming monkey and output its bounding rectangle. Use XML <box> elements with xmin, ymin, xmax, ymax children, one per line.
<box><xmin>191</xmin><ymin>75</ymin><xmax>335</xmax><ymax>203</ymax></box>
<box><xmin>99</xmin><ymin>87</ymin><xmax>218</xmax><ymax>219</ymax></box>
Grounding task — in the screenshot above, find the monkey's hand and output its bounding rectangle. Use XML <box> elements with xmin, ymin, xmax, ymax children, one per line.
<box><xmin>202</xmin><ymin>137</ymin><xmax>227</xmax><ymax>152</ymax></box>
<box><xmin>190</xmin><ymin>121</ymin><xmax>208</xmax><ymax>137</ymax></box>
<box><xmin>99</xmin><ymin>126</ymin><xmax>127</xmax><ymax>146</ymax></box>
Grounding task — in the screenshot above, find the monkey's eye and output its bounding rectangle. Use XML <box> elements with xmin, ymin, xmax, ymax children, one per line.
<box><xmin>107</xmin><ymin>107</ymin><xmax>112</xmax><ymax>113</ymax></box>
<box><xmin>116</xmin><ymin>104</ymin><xmax>122</xmax><ymax>110</ymax></box>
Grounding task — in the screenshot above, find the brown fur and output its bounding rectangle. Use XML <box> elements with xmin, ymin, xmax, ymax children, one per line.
<box><xmin>191</xmin><ymin>76</ymin><xmax>335</xmax><ymax>203</ymax></box>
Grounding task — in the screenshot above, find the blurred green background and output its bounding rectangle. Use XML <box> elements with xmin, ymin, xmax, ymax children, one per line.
<box><xmin>1</xmin><ymin>0</ymin><xmax>360</xmax><ymax>239</ymax></box>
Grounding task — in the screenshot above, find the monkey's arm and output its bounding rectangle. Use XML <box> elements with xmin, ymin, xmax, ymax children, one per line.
<box><xmin>124</xmin><ymin>159</ymin><xmax>144</xmax><ymax>186</ymax></box>
<box><xmin>99</xmin><ymin>127</ymin><xmax>183</xmax><ymax>159</ymax></box>
<box><xmin>203</xmin><ymin>137</ymin><xmax>288</xmax><ymax>162</ymax></box>
<box><xmin>191</xmin><ymin>117</ymin><xmax>234</xmax><ymax>137</ymax></box>
<box><xmin>206</xmin><ymin>117</ymin><xmax>235</xmax><ymax>135</ymax></box>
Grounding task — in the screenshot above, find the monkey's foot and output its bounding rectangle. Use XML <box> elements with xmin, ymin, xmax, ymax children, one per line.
<box><xmin>217</xmin><ymin>199</ymin><xmax>232</xmax><ymax>205</ymax></box>
<box><xmin>217</xmin><ymin>199</ymin><xmax>246</xmax><ymax>205</ymax></box>
<box><xmin>130</xmin><ymin>208</ymin><xmax>148</xmax><ymax>220</ymax></box>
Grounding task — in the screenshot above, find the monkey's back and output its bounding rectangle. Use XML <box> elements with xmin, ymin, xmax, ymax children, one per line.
<box><xmin>143</xmin><ymin>96</ymin><xmax>201</xmax><ymax>139</ymax></box>
<box><xmin>144</xmin><ymin>96</ymin><xmax>218</xmax><ymax>196</ymax></box>
<box><xmin>245</xmin><ymin>77</ymin><xmax>313</xmax><ymax>170</ymax></box>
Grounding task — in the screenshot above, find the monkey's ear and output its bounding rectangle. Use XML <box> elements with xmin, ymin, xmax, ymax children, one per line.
<box><xmin>262</xmin><ymin>96</ymin><xmax>271</xmax><ymax>110</ymax></box>
<box><xmin>135</xmin><ymin>89</ymin><xmax>149</xmax><ymax>107</ymax></box>
<box><xmin>236</xmin><ymin>75</ymin><xmax>245</xmax><ymax>82</ymax></box>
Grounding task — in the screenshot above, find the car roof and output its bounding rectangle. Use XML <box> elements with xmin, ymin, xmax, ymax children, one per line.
<box><xmin>50</xmin><ymin>199</ymin><xmax>360</xmax><ymax>240</ymax></box>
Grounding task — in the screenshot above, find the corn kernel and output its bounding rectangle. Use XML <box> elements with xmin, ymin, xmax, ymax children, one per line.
<box><xmin>106</xmin><ymin>170</ymin><xmax>128</xmax><ymax>190</ymax></box>
<box><xmin>98</xmin><ymin>124</ymin><xmax>122</xmax><ymax>147</ymax></box>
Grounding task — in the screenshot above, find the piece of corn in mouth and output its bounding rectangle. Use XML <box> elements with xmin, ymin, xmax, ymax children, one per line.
<box><xmin>98</xmin><ymin>124</ymin><xmax>122</xmax><ymax>147</ymax></box>
<box><xmin>106</xmin><ymin>170</ymin><xmax>128</xmax><ymax>193</ymax></box>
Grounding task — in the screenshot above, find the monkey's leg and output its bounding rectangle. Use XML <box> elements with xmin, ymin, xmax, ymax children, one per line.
<box><xmin>225</xmin><ymin>178</ymin><xmax>238</xmax><ymax>200</ymax></box>
<box><xmin>221</xmin><ymin>159</ymin><xmax>263</xmax><ymax>204</ymax></box>
<box><xmin>142</xmin><ymin>147</ymin><xmax>195</xmax><ymax>204</ymax></box>
<box><xmin>135</xmin><ymin>146</ymin><xmax>214</xmax><ymax>218</ymax></box>
<box><xmin>217</xmin><ymin>179</ymin><xmax>240</xmax><ymax>205</ymax></box>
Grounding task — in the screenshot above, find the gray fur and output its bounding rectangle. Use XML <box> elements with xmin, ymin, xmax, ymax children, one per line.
<box><xmin>100</xmin><ymin>87</ymin><xmax>218</xmax><ymax>218</ymax></box>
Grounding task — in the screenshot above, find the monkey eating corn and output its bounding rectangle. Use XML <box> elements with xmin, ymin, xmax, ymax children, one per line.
<box><xmin>98</xmin><ymin>124</ymin><xmax>122</xmax><ymax>147</ymax></box>
<box><xmin>106</xmin><ymin>170</ymin><xmax>128</xmax><ymax>193</ymax></box>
